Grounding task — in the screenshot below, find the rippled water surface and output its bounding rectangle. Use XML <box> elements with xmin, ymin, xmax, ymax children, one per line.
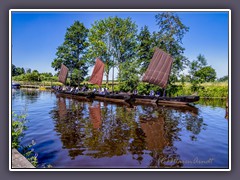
<box><xmin>12</xmin><ymin>89</ymin><xmax>229</xmax><ymax>169</ymax></box>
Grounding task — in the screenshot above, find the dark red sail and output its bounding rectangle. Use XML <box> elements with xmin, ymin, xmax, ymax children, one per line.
<box><xmin>142</xmin><ymin>48</ymin><xmax>173</xmax><ymax>88</ymax></box>
<box><xmin>58</xmin><ymin>64</ymin><xmax>69</xmax><ymax>84</ymax></box>
<box><xmin>89</xmin><ymin>58</ymin><xmax>105</xmax><ymax>86</ymax></box>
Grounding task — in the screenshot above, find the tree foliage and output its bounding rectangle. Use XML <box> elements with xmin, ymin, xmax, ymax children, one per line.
<box><xmin>137</xmin><ymin>25</ymin><xmax>154</xmax><ymax>75</ymax></box>
<box><xmin>195</xmin><ymin>66</ymin><xmax>216</xmax><ymax>82</ymax></box>
<box><xmin>51</xmin><ymin>21</ymin><xmax>89</xmax><ymax>86</ymax></box>
<box><xmin>218</xmin><ymin>75</ymin><xmax>228</xmax><ymax>82</ymax></box>
<box><xmin>189</xmin><ymin>54</ymin><xmax>217</xmax><ymax>91</ymax></box>
<box><xmin>154</xmin><ymin>12</ymin><xmax>190</xmax><ymax>84</ymax></box>
<box><xmin>87</xmin><ymin>16</ymin><xmax>138</xmax><ymax>86</ymax></box>
<box><xmin>118</xmin><ymin>60</ymin><xmax>140</xmax><ymax>92</ymax></box>
<box><xmin>12</xmin><ymin>64</ymin><xmax>25</xmax><ymax>76</ymax></box>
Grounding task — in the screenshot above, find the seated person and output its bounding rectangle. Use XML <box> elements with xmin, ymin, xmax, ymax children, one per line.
<box><xmin>92</xmin><ymin>88</ymin><xmax>97</xmax><ymax>93</ymax></box>
<box><xmin>75</xmin><ymin>87</ymin><xmax>79</xmax><ymax>93</ymax></box>
<box><xmin>156</xmin><ymin>91</ymin><xmax>161</xmax><ymax>97</ymax></box>
<box><xmin>149</xmin><ymin>90</ymin><xmax>155</xmax><ymax>96</ymax></box>
<box><xmin>104</xmin><ymin>88</ymin><xmax>110</xmax><ymax>95</ymax></box>
<box><xmin>133</xmin><ymin>89</ymin><xmax>138</xmax><ymax>95</ymax></box>
<box><xmin>70</xmin><ymin>87</ymin><xmax>75</xmax><ymax>92</ymax></box>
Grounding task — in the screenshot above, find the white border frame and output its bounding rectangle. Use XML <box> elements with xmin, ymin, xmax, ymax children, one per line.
<box><xmin>9</xmin><ymin>9</ymin><xmax>231</xmax><ymax>171</ymax></box>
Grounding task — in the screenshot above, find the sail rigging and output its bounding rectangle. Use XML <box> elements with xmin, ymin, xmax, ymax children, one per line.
<box><xmin>58</xmin><ymin>64</ymin><xmax>69</xmax><ymax>85</ymax></box>
<box><xmin>89</xmin><ymin>58</ymin><xmax>105</xmax><ymax>86</ymax></box>
<box><xmin>142</xmin><ymin>47</ymin><xmax>173</xmax><ymax>88</ymax></box>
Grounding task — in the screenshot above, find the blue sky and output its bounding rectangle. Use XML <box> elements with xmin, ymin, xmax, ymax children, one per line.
<box><xmin>11</xmin><ymin>10</ymin><xmax>229</xmax><ymax>78</ymax></box>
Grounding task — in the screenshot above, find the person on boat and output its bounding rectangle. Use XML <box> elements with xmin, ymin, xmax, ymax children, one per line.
<box><xmin>100</xmin><ymin>88</ymin><xmax>105</xmax><ymax>95</ymax></box>
<box><xmin>133</xmin><ymin>89</ymin><xmax>138</xmax><ymax>95</ymax></box>
<box><xmin>150</xmin><ymin>90</ymin><xmax>155</xmax><ymax>96</ymax></box>
<box><xmin>156</xmin><ymin>91</ymin><xmax>161</xmax><ymax>97</ymax></box>
<box><xmin>75</xmin><ymin>87</ymin><xmax>79</xmax><ymax>93</ymax></box>
<box><xmin>59</xmin><ymin>86</ymin><xmax>63</xmax><ymax>91</ymax></box>
<box><xmin>70</xmin><ymin>87</ymin><xmax>75</xmax><ymax>93</ymax></box>
<box><xmin>93</xmin><ymin>88</ymin><xmax>97</xmax><ymax>93</ymax></box>
<box><xmin>104</xmin><ymin>88</ymin><xmax>110</xmax><ymax>95</ymax></box>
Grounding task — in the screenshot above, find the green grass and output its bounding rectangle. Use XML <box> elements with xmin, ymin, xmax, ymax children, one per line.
<box><xmin>176</xmin><ymin>82</ymin><xmax>228</xmax><ymax>98</ymax></box>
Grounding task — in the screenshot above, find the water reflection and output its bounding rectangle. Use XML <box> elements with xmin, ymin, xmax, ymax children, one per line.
<box><xmin>12</xmin><ymin>88</ymin><xmax>41</xmax><ymax>104</ymax></box>
<box><xmin>89</xmin><ymin>103</ymin><xmax>102</xmax><ymax>129</ymax></box>
<box><xmin>50</xmin><ymin>97</ymin><xmax>89</xmax><ymax>159</ymax></box>
<box><xmin>49</xmin><ymin>95</ymin><xmax>207</xmax><ymax>168</ymax></box>
<box><xmin>197</xmin><ymin>98</ymin><xmax>226</xmax><ymax>108</ymax></box>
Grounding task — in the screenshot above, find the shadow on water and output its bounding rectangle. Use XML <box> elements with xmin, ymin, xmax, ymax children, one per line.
<box><xmin>49</xmin><ymin>95</ymin><xmax>206</xmax><ymax>168</ymax></box>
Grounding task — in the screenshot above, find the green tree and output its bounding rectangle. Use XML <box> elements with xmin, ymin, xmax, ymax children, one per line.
<box><xmin>26</xmin><ymin>68</ymin><xmax>31</xmax><ymax>74</ymax></box>
<box><xmin>87</xmin><ymin>19</ymin><xmax>114</xmax><ymax>85</ymax></box>
<box><xmin>25</xmin><ymin>71</ymin><xmax>40</xmax><ymax>81</ymax></box>
<box><xmin>118</xmin><ymin>60</ymin><xmax>140</xmax><ymax>92</ymax></box>
<box><xmin>154</xmin><ymin>12</ymin><xmax>189</xmax><ymax>85</ymax></box>
<box><xmin>14</xmin><ymin>67</ymin><xmax>25</xmax><ymax>76</ymax></box>
<box><xmin>52</xmin><ymin>21</ymin><xmax>89</xmax><ymax>86</ymax></box>
<box><xmin>137</xmin><ymin>25</ymin><xmax>154</xmax><ymax>75</ymax></box>
<box><xmin>189</xmin><ymin>54</ymin><xmax>216</xmax><ymax>91</ymax></box>
<box><xmin>218</xmin><ymin>75</ymin><xmax>228</xmax><ymax>82</ymax></box>
<box><xmin>87</xmin><ymin>16</ymin><xmax>138</xmax><ymax>86</ymax></box>
<box><xmin>195</xmin><ymin>66</ymin><xmax>216</xmax><ymax>82</ymax></box>
<box><xmin>12</xmin><ymin>64</ymin><xmax>17</xmax><ymax>76</ymax></box>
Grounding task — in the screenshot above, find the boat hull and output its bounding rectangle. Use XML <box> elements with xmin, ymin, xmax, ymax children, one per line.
<box><xmin>132</xmin><ymin>95</ymin><xmax>199</xmax><ymax>106</ymax></box>
<box><xmin>53</xmin><ymin>89</ymin><xmax>199</xmax><ymax>107</ymax></box>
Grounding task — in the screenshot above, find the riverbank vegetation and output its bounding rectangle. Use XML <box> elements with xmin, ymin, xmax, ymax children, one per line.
<box><xmin>12</xmin><ymin>111</ymin><xmax>53</xmax><ymax>168</ymax></box>
<box><xmin>12</xmin><ymin>112</ymin><xmax>38</xmax><ymax>167</ymax></box>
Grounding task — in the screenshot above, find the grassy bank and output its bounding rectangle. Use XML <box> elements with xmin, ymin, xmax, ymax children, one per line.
<box><xmin>174</xmin><ymin>82</ymin><xmax>228</xmax><ymax>98</ymax></box>
<box><xmin>14</xmin><ymin>80</ymin><xmax>228</xmax><ymax>98</ymax></box>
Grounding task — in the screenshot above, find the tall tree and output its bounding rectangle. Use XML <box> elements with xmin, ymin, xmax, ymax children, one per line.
<box><xmin>12</xmin><ymin>64</ymin><xmax>16</xmax><ymax>76</ymax></box>
<box><xmin>52</xmin><ymin>21</ymin><xmax>89</xmax><ymax>86</ymax></box>
<box><xmin>189</xmin><ymin>54</ymin><xmax>216</xmax><ymax>91</ymax></box>
<box><xmin>137</xmin><ymin>25</ymin><xmax>154</xmax><ymax>75</ymax></box>
<box><xmin>14</xmin><ymin>66</ymin><xmax>25</xmax><ymax>76</ymax></box>
<box><xmin>154</xmin><ymin>12</ymin><xmax>189</xmax><ymax>85</ymax></box>
<box><xmin>87</xmin><ymin>16</ymin><xmax>138</xmax><ymax>85</ymax></box>
<box><xmin>195</xmin><ymin>66</ymin><xmax>216</xmax><ymax>82</ymax></box>
<box><xmin>87</xmin><ymin>19</ymin><xmax>114</xmax><ymax>85</ymax></box>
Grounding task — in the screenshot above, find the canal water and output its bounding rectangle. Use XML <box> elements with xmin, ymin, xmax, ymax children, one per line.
<box><xmin>11</xmin><ymin>89</ymin><xmax>229</xmax><ymax>169</ymax></box>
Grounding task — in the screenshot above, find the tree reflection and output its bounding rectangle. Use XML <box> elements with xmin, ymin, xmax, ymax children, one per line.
<box><xmin>50</xmin><ymin>96</ymin><xmax>206</xmax><ymax>168</ymax></box>
<box><xmin>12</xmin><ymin>88</ymin><xmax>41</xmax><ymax>104</ymax></box>
<box><xmin>50</xmin><ymin>97</ymin><xmax>89</xmax><ymax>160</ymax></box>
<box><xmin>84</xmin><ymin>103</ymin><xmax>137</xmax><ymax>158</ymax></box>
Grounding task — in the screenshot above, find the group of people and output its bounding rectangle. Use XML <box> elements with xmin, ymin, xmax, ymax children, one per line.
<box><xmin>52</xmin><ymin>85</ymin><xmax>166</xmax><ymax>97</ymax></box>
<box><xmin>52</xmin><ymin>85</ymin><xmax>89</xmax><ymax>93</ymax></box>
<box><xmin>93</xmin><ymin>87</ymin><xmax>110</xmax><ymax>95</ymax></box>
<box><xmin>132</xmin><ymin>89</ymin><xmax>165</xmax><ymax>97</ymax></box>
<box><xmin>52</xmin><ymin>85</ymin><xmax>110</xmax><ymax>95</ymax></box>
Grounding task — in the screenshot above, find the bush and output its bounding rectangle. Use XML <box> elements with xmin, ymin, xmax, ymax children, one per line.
<box><xmin>12</xmin><ymin>112</ymin><xmax>27</xmax><ymax>149</ymax></box>
<box><xmin>12</xmin><ymin>111</ymin><xmax>38</xmax><ymax>167</ymax></box>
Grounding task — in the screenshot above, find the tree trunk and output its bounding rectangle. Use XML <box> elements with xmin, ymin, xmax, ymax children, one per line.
<box><xmin>106</xmin><ymin>74</ymin><xmax>109</xmax><ymax>86</ymax></box>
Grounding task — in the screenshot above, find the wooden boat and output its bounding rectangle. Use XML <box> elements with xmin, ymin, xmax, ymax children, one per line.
<box><xmin>55</xmin><ymin>90</ymin><xmax>93</xmax><ymax>102</ymax></box>
<box><xmin>131</xmin><ymin>94</ymin><xmax>199</xmax><ymax>106</ymax></box>
<box><xmin>93</xmin><ymin>93</ymin><xmax>132</xmax><ymax>104</ymax></box>
<box><xmin>55</xmin><ymin>48</ymin><xmax>199</xmax><ymax>107</ymax></box>
<box><xmin>53</xmin><ymin>89</ymin><xmax>132</xmax><ymax>104</ymax></box>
